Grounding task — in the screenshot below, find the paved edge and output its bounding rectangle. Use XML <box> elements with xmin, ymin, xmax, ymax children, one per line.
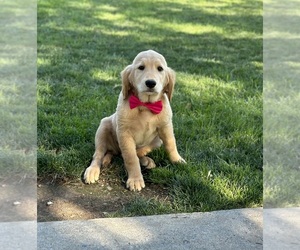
<box><xmin>264</xmin><ymin>207</ymin><xmax>300</xmax><ymax>250</ymax></box>
<box><xmin>37</xmin><ymin>208</ymin><xmax>262</xmax><ymax>250</ymax></box>
<box><xmin>2</xmin><ymin>207</ymin><xmax>300</xmax><ymax>250</ymax></box>
<box><xmin>0</xmin><ymin>221</ymin><xmax>37</xmax><ymax>250</ymax></box>
<box><xmin>0</xmin><ymin>208</ymin><xmax>263</xmax><ymax>250</ymax></box>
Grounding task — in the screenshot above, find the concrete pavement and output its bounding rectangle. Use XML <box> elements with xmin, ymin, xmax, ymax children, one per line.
<box><xmin>5</xmin><ymin>208</ymin><xmax>300</xmax><ymax>249</ymax></box>
<box><xmin>264</xmin><ymin>207</ymin><xmax>300</xmax><ymax>250</ymax></box>
<box><xmin>0</xmin><ymin>221</ymin><xmax>37</xmax><ymax>249</ymax></box>
<box><xmin>36</xmin><ymin>208</ymin><xmax>262</xmax><ymax>250</ymax></box>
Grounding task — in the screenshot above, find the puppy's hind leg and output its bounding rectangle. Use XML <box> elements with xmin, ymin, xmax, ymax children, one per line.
<box><xmin>137</xmin><ymin>137</ymin><xmax>162</xmax><ymax>169</ymax></box>
<box><xmin>102</xmin><ymin>152</ymin><xmax>113</xmax><ymax>167</ymax></box>
<box><xmin>140</xmin><ymin>156</ymin><xmax>156</xmax><ymax>169</ymax></box>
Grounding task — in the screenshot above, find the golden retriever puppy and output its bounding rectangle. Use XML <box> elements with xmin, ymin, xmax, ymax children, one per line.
<box><xmin>84</xmin><ymin>50</ymin><xmax>186</xmax><ymax>191</ymax></box>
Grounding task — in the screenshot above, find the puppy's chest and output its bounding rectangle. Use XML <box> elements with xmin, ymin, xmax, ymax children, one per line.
<box><xmin>135</xmin><ymin>119</ymin><xmax>157</xmax><ymax>135</ymax></box>
<box><xmin>131</xmin><ymin>116</ymin><xmax>160</xmax><ymax>146</ymax></box>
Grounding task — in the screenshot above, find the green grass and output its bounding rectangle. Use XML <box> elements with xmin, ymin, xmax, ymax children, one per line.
<box><xmin>38</xmin><ymin>0</ymin><xmax>263</xmax><ymax>214</ymax></box>
<box><xmin>263</xmin><ymin>0</ymin><xmax>300</xmax><ymax>207</ymax></box>
<box><xmin>264</xmin><ymin>79</ymin><xmax>300</xmax><ymax>207</ymax></box>
<box><xmin>0</xmin><ymin>0</ymin><xmax>36</xmax><ymax>180</ymax></box>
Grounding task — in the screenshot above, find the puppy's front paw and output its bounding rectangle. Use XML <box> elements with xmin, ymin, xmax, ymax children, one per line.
<box><xmin>84</xmin><ymin>165</ymin><xmax>100</xmax><ymax>184</ymax></box>
<box><xmin>126</xmin><ymin>176</ymin><xmax>145</xmax><ymax>191</ymax></box>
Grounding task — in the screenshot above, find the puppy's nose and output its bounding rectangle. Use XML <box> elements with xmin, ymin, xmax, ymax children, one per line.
<box><xmin>145</xmin><ymin>79</ymin><xmax>156</xmax><ymax>89</ymax></box>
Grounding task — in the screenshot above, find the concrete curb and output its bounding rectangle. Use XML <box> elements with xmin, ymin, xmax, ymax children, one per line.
<box><xmin>37</xmin><ymin>208</ymin><xmax>262</xmax><ymax>250</ymax></box>
<box><xmin>264</xmin><ymin>208</ymin><xmax>300</xmax><ymax>250</ymax></box>
<box><xmin>2</xmin><ymin>206</ymin><xmax>300</xmax><ymax>249</ymax></box>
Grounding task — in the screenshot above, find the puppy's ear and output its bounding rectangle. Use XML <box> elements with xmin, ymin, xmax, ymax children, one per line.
<box><xmin>121</xmin><ymin>65</ymin><xmax>132</xmax><ymax>99</ymax></box>
<box><xmin>164</xmin><ymin>67</ymin><xmax>176</xmax><ymax>101</ymax></box>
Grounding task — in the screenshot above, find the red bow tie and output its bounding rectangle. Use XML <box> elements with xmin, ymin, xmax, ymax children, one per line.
<box><xmin>129</xmin><ymin>95</ymin><xmax>163</xmax><ymax>114</ymax></box>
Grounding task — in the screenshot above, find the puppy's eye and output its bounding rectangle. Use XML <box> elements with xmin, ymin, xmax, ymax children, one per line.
<box><xmin>138</xmin><ymin>65</ymin><xmax>145</xmax><ymax>70</ymax></box>
<box><xmin>157</xmin><ymin>66</ymin><xmax>163</xmax><ymax>72</ymax></box>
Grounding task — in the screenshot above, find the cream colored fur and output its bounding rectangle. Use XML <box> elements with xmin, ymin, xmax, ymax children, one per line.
<box><xmin>84</xmin><ymin>50</ymin><xmax>185</xmax><ymax>191</ymax></box>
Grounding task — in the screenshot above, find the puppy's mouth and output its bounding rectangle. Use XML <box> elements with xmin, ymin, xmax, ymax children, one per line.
<box><xmin>143</xmin><ymin>89</ymin><xmax>158</xmax><ymax>95</ymax></box>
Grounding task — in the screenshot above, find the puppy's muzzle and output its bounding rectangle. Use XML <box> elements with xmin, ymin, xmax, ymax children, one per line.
<box><xmin>145</xmin><ymin>79</ymin><xmax>156</xmax><ymax>89</ymax></box>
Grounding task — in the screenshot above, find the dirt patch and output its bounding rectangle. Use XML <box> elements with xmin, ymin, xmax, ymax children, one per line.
<box><xmin>0</xmin><ymin>164</ymin><xmax>170</xmax><ymax>222</ymax></box>
<box><xmin>37</xmin><ymin>176</ymin><xmax>170</xmax><ymax>222</ymax></box>
<box><xmin>0</xmin><ymin>177</ymin><xmax>36</xmax><ymax>222</ymax></box>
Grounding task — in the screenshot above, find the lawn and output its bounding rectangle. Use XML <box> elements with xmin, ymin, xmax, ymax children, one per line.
<box><xmin>0</xmin><ymin>0</ymin><xmax>36</xmax><ymax>181</ymax></box>
<box><xmin>264</xmin><ymin>0</ymin><xmax>300</xmax><ymax>207</ymax></box>
<box><xmin>38</xmin><ymin>0</ymin><xmax>263</xmax><ymax>215</ymax></box>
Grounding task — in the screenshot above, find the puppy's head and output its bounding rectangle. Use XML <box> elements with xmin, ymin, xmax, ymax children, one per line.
<box><xmin>121</xmin><ymin>50</ymin><xmax>175</xmax><ymax>103</ymax></box>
